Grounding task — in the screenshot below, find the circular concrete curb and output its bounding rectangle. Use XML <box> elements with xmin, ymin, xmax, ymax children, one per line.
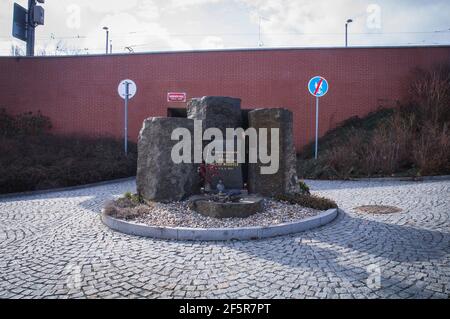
<box><xmin>304</xmin><ymin>175</ymin><xmax>450</xmax><ymax>183</ymax></box>
<box><xmin>100</xmin><ymin>208</ymin><xmax>338</xmax><ymax>241</ymax></box>
<box><xmin>348</xmin><ymin>175</ymin><xmax>450</xmax><ymax>182</ymax></box>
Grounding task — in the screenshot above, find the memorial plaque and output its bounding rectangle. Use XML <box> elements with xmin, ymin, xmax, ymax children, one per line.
<box><xmin>208</xmin><ymin>139</ymin><xmax>243</xmax><ymax>191</ymax></box>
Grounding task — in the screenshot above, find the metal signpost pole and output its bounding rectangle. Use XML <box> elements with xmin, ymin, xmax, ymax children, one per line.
<box><xmin>124</xmin><ymin>82</ymin><xmax>129</xmax><ymax>156</ymax></box>
<box><xmin>14</xmin><ymin>0</ymin><xmax>44</xmax><ymax>55</ymax></box>
<box><xmin>308</xmin><ymin>75</ymin><xmax>328</xmax><ymax>160</ymax></box>
<box><xmin>345</xmin><ymin>23</ymin><xmax>348</xmax><ymax>47</ymax></box>
<box><xmin>315</xmin><ymin>96</ymin><xmax>319</xmax><ymax>160</ymax></box>
<box><xmin>118</xmin><ymin>78</ymin><xmax>136</xmax><ymax>156</ymax></box>
<box><xmin>26</xmin><ymin>0</ymin><xmax>36</xmax><ymax>56</ymax></box>
<box><xmin>106</xmin><ymin>29</ymin><xmax>109</xmax><ymax>54</ymax></box>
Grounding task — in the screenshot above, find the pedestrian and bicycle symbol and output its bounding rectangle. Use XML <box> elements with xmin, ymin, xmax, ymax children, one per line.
<box><xmin>307</xmin><ymin>75</ymin><xmax>329</xmax><ymax>159</ymax></box>
<box><xmin>308</xmin><ymin>76</ymin><xmax>329</xmax><ymax>97</ymax></box>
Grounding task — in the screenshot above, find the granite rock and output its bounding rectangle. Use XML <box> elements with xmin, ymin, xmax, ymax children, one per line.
<box><xmin>187</xmin><ymin>96</ymin><xmax>242</xmax><ymax>135</ymax></box>
<box><xmin>247</xmin><ymin>108</ymin><xmax>300</xmax><ymax>197</ymax></box>
<box><xmin>136</xmin><ymin>117</ymin><xmax>199</xmax><ymax>202</ymax></box>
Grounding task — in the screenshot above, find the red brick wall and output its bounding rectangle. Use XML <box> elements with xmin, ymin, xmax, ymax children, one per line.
<box><xmin>1</xmin><ymin>46</ymin><xmax>449</xmax><ymax>150</ymax></box>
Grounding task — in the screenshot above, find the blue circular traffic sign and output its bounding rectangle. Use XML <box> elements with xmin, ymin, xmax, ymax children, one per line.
<box><xmin>308</xmin><ymin>76</ymin><xmax>329</xmax><ymax>97</ymax></box>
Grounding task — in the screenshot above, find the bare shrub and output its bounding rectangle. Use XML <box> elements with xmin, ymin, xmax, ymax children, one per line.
<box><xmin>321</xmin><ymin>129</ymin><xmax>365</xmax><ymax>177</ymax></box>
<box><xmin>412</xmin><ymin>122</ymin><xmax>450</xmax><ymax>175</ymax></box>
<box><xmin>104</xmin><ymin>196</ymin><xmax>152</xmax><ymax>220</ymax></box>
<box><xmin>361</xmin><ymin>112</ymin><xmax>415</xmax><ymax>175</ymax></box>
<box><xmin>0</xmin><ymin>133</ymin><xmax>137</xmax><ymax>194</ymax></box>
<box><xmin>274</xmin><ymin>193</ymin><xmax>337</xmax><ymax>210</ymax></box>
<box><xmin>104</xmin><ymin>202</ymin><xmax>146</xmax><ymax>220</ymax></box>
<box><xmin>0</xmin><ymin>109</ymin><xmax>52</xmax><ymax>136</ymax></box>
<box><xmin>298</xmin><ymin>63</ymin><xmax>450</xmax><ymax>179</ymax></box>
<box><xmin>409</xmin><ymin>64</ymin><xmax>450</xmax><ymax>126</ymax></box>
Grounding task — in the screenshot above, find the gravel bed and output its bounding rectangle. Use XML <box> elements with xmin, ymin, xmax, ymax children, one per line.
<box><xmin>121</xmin><ymin>200</ymin><xmax>322</xmax><ymax>228</ymax></box>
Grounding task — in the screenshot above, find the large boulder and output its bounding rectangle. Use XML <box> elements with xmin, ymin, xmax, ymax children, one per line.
<box><xmin>136</xmin><ymin>117</ymin><xmax>199</xmax><ymax>202</ymax></box>
<box><xmin>187</xmin><ymin>96</ymin><xmax>242</xmax><ymax>135</ymax></box>
<box><xmin>187</xmin><ymin>96</ymin><xmax>244</xmax><ymax>191</ymax></box>
<box><xmin>247</xmin><ymin>108</ymin><xmax>300</xmax><ymax>197</ymax></box>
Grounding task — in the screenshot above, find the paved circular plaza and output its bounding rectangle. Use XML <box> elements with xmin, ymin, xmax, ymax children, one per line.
<box><xmin>0</xmin><ymin>179</ymin><xmax>449</xmax><ymax>299</ymax></box>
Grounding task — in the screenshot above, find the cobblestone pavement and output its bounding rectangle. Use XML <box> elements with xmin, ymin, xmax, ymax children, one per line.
<box><xmin>0</xmin><ymin>179</ymin><xmax>449</xmax><ymax>299</ymax></box>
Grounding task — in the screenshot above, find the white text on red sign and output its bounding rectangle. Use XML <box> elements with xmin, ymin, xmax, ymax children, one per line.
<box><xmin>167</xmin><ymin>92</ymin><xmax>187</xmax><ymax>103</ymax></box>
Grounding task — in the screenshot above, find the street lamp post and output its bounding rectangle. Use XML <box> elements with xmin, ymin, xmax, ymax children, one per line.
<box><xmin>345</xmin><ymin>19</ymin><xmax>353</xmax><ymax>47</ymax></box>
<box><xmin>103</xmin><ymin>26</ymin><xmax>109</xmax><ymax>54</ymax></box>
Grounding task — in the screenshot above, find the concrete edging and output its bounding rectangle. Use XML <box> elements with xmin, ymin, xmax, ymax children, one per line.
<box><xmin>303</xmin><ymin>175</ymin><xmax>450</xmax><ymax>183</ymax></box>
<box><xmin>100</xmin><ymin>208</ymin><xmax>338</xmax><ymax>241</ymax></box>
<box><xmin>347</xmin><ymin>175</ymin><xmax>450</xmax><ymax>182</ymax></box>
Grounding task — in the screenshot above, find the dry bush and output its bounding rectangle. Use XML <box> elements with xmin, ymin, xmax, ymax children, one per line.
<box><xmin>0</xmin><ymin>109</ymin><xmax>52</xmax><ymax>136</ymax></box>
<box><xmin>361</xmin><ymin>112</ymin><xmax>415</xmax><ymax>175</ymax></box>
<box><xmin>104</xmin><ymin>195</ymin><xmax>152</xmax><ymax>220</ymax></box>
<box><xmin>408</xmin><ymin>64</ymin><xmax>450</xmax><ymax>175</ymax></box>
<box><xmin>412</xmin><ymin>122</ymin><xmax>450</xmax><ymax>175</ymax></box>
<box><xmin>1</xmin><ymin>107</ymin><xmax>137</xmax><ymax>194</ymax></box>
<box><xmin>104</xmin><ymin>201</ymin><xmax>147</xmax><ymax>220</ymax></box>
<box><xmin>409</xmin><ymin>64</ymin><xmax>450</xmax><ymax>126</ymax></box>
<box><xmin>274</xmin><ymin>193</ymin><xmax>338</xmax><ymax>210</ymax></box>
<box><xmin>322</xmin><ymin>133</ymin><xmax>363</xmax><ymax>177</ymax></box>
<box><xmin>298</xmin><ymin>63</ymin><xmax>450</xmax><ymax>179</ymax></box>
<box><xmin>0</xmin><ymin>133</ymin><xmax>137</xmax><ymax>194</ymax></box>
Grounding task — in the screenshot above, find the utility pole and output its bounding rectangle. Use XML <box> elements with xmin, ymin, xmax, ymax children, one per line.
<box><xmin>26</xmin><ymin>0</ymin><xmax>45</xmax><ymax>56</ymax></box>
<box><xmin>103</xmin><ymin>26</ymin><xmax>109</xmax><ymax>54</ymax></box>
<box><xmin>12</xmin><ymin>0</ymin><xmax>44</xmax><ymax>56</ymax></box>
<box><xmin>26</xmin><ymin>0</ymin><xmax>36</xmax><ymax>56</ymax></box>
<box><xmin>110</xmin><ymin>40</ymin><xmax>113</xmax><ymax>54</ymax></box>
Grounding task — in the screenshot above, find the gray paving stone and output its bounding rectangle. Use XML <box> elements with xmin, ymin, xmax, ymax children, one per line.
<box><xmin>0</xmin><ymin>178</ymin><xmax>449</xmax><ymax>299</ymax></box>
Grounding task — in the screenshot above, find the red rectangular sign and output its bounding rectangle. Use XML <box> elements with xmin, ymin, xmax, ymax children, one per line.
<box><xmin>167</xmin><ymin>92</ymin><xmax>187</xmax><ymax>103</ymax></box>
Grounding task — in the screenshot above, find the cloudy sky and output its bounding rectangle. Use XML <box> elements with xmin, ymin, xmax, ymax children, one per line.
<box><xmin>0</xmin><ymin>0</ymin><xmax>449</xmax><ymax>55</ymax></box>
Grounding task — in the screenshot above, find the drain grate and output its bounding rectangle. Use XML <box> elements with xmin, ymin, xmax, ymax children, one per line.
<box><xmin>354</xmin><ymin>205</ymin><xmax>402</xmax><ymax>214</ymax></box>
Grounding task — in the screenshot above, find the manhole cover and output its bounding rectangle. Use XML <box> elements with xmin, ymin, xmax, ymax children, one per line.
<box><xmin>354</xmin><ymin>205</ymin><xmax>402</xmax><ymax>214</ymax></box>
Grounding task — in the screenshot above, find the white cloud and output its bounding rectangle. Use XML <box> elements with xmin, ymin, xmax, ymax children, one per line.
<box><xmin>78</xmin><ymin>0</ymin><xmax>140</xmax><ymax>14</ymax></box>
<box><xmin>240</xmin><ymin>0</ymin><xmax>364</xmax><ymax>47</ymax></box>
<box><xmin>1</xmin><ymin>0</ymin><xmax>450</xmax><ymax>55</ymax></box>
<box><xmin>138</xmin><ymin>0</ymin><xmax>161</xmax><ymax>20</ymax></box>
<box><xmin>239</xmin><ymin>0</ymin><xmax>450</xmax><ymax>47</ymax></box>
<box><xmin>167</xmin><ymin>0</ymin><xmax>222</xmax><ymax>9</ymax></box>
<box><xmin>200</xmin><ymin>36</ymin><xmax>225</xmax><ymax>49</ymax></box>
<box><xmin>82</xmin><ymin>12</ymin><xmax>192</xmax><ymax>53</ymax></box>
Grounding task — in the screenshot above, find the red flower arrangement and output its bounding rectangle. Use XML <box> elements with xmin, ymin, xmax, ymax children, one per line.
<box><xmin>198</xmin><ymin>163</ymin><xmax>220</xmax><ymax>185</ymax></box>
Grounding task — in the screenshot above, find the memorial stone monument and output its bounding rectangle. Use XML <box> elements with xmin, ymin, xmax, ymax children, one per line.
<box><xmin>136</xmin><ymin>97</ymin><xmax>300</xmax><ymax>203</ymax></box>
